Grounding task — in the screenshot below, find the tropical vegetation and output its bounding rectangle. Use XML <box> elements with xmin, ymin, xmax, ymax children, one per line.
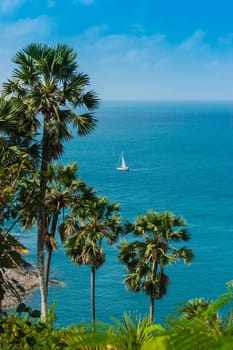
<box><xmin>0</xmin><ymin>283</ymin><xmax>232</xmax><ymax>349</ymax></box>
<box><xmin>0</xmin><ymin>42</ymin><xmax>232</xmax><ymax>349</ymax></box>
<box><xmin>118</xmin><ymin>211</ymin><xmax>194</xmax><ymax>322</ymax></box>
<box><xmin>65</xmin><ymin>195</ymin><xmax>123</xmax><ymax>331</ymax></box>
<box><xmin>2</xmin><ymin>43</ymin><xmax>99</xmax><ymax>320</ymax></box>
<box><xmin>0</xmin><ymin>95</ymin><xmax>38</xmax><ymax>315</ymax></box>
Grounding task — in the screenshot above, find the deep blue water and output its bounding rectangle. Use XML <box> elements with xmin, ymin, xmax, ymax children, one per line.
<box><xmin>21</xmin><ymin>100</ymin><xmax>233</xmax><ymax>327</ymax></box>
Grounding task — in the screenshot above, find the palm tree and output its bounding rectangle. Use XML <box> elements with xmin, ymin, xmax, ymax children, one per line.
<box><xmin>18</xmin><ymin>162</ymin><xmax>95</xmax><ymax>297</ymax></box>
<box><xmin>118</xmin><ymin>211</ymin><xmax>194</xmax><ymax>322</ymax></box>
<box><xmin>178</xmin><ymin>297</ymin><xmax>214</xmax><ymax>320</ymax></box>
<box><xmin>44</xmin><ymin>162</ymin><xmax>95</xmax><ymax>291</ymax></box>
<box><xmin>166</xmin><ymin>283</ymin><xmax>233</xmax><ymax>350</ymax></box>
<box><xmin>2</xmin><ymin>43</ymin><xmax>99</xmax><ymax>320</ymax></box>
<box><xmin>65</xmin><ymin>195</ymin><xmax>122</xmax><ymax>331</ymax></box>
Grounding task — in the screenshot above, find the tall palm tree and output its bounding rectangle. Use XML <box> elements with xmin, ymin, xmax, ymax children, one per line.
<box><xmin>118</xmin><ymin>211</ymin><xmax>194</xmax><ymax>322</ymax></box>
<box><xmin>44</xmin><ymin>162</ymin><xmax>95</xmax><ymax>290</ymax></box>
<box><xmin>2</xmin><ymin>43</ymin><xmax>99</xmax><ymax>320</ymax></box>
<box><xmin>18</xmin><ymin>162</ymin><xmax>95</xmax><ymax>298</ymax></box>
<box><xmin>65</xmin><ymin>196</ymin><xmax>122</xmax><ymax>331</ymax></box>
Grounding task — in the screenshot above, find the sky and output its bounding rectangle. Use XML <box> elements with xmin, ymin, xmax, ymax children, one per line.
<box><xmin>0</xmin><ymin>0</ymin><xmax>232</xmax><ymax>101</ymax></box>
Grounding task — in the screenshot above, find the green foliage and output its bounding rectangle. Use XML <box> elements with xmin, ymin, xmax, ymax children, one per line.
<box><xmin>16</xmin><ymin>302</ymin><xmax>41</xmax><ymax>318</ymax></box>
<box><xmin>65</xmin><ymin>195</ymin><xmax>123</xmax><ymax>329</ymax></box>
<box><xmin>3</xmin><ymin>43</ymin><xmax>99</xmax><ymax>146</ymax></box>
<box><xmin>2</xmin><ymin>42</ymin><xmax>100</xmax><ymax>319</ymax></box>
<box><xmin>111</xmin><ymin>312</ymin><xmax>167</xmax><ymax>350</ymax></box>
<box><xmin>0</xmin><ymin>286</ymin><xmax>232</xmax><ymax>349</ymax></box>
<box><xmin>62</xmin><ymin>322</ymin><xmax>112</xmax><ymax>349</ymax></box>
<box><xmin>0</xmin><ymin>233</ymin><xmax>28</xmax><ymax>303</ymax></box>
<box><xmin>62</xmin><ymin>313</ymin><xmax>167</xmax><ymax>350</ymax></box>
<box><xmin>65</xmin><ymin>195</ymin><xmax>122</xmax><ymax>268</ymax></box>
<box><xmin>178</xmin><ymin>297</ymin><xmax>213</xmax><ymax>319</ymax></box>
<box><xmin>0</xmin><ymin>95</ymin><xmax>39</xmax><ymax>229</ymax></box>
<box><xmin>0</xmin><ymin>96</ymin><xmax>39</xmax><ymax>168</ymax></box>
<box><xmin>0</xmin><ymin>304</ymin><xmax>66</xmax><ymax>350</ymax></box>
<box><xmin>119</xmin><ymin>211</ymin><xmax>194</xmax><ymax>321</ymax></box>
<box><xmin>165</xmin><ymin>282</ymin><xmax>233</xmax><ymax>350</ymax></box>
<box><xmin>0</xmin><ymin>96</ymin><xmax>39</xmax><ymax>301</ymax></box>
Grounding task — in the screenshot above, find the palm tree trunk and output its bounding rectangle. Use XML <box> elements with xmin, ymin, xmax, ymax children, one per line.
<box><xmin>37</xmin><ymin>119</ymin><xmax>49</xmax><ymax>321</ymax></box>
<box><xmin>45</xmin><ymin>212</ymin><xmax>59</xmax><ymax>291</ymax></box>
<box><xmin>37</xmin><ymin>257</ymin><xmax>47</xmax><ymax>321</ymax></box>
<box><xmin>150</xmin><ymin>296</ymin><xmax>155</xmax><ymax>323</ymax></box>
<box><xmin>38</xmin><ymin>178</ymin><xmax>47</xmax><ymax>321</ymax></box>
<box><xmin>0</xmin><ymin>298</ymin><xmax>2</xmax><ymax>322</ymax></box>
<box><xmin>91</xmin><ymin>266</ymin><xmax>96</xmax><ymax>332</ymax></box>
<box><xmin>45</xmin><ymin>246</ymin><xmax>52</xmax><ymax>292</ymax></box>
<box><xmin>150</xmin><ymin>259</ymin><xmax>157</xmax><ymax>323</ymax></box>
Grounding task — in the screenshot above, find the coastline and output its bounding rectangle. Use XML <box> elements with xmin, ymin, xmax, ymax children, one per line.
<box><xmin>2</xmin><ymin>267</ymin><xmax>64</xmax><ymax>309</ymax></box>
<box><xmin>2</xmin><ymin>266</ymin><xmax>39</xmax><ymax>309</ymax></box>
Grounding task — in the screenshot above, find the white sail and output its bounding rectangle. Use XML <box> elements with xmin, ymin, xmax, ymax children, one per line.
<box><xmin>121</xmin><ymin>153</ymin><xmax>126</xmax><ymax>168</ymax></box>
<box><xmin>117</xmin><ymin>152</ymin><xmax>129</xmax><ymax>171</ymax></box>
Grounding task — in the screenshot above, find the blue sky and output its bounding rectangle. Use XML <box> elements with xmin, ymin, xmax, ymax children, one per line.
<box><xmin>0</xmin><ymin>0</ymin><xmax>232</xmax><ymax>100</ymax></box>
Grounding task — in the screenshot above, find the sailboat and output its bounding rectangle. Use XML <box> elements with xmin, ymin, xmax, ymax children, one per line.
<box><xmin>117</xmin><ymin>152</ymin><xmax>129</xmax><ymax>171</ymax></box>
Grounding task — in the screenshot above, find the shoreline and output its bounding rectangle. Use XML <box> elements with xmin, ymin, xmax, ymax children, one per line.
<box><xmin>2</xmin><ymin>266</ymin><xmax>64</xmax><ymax>309</ymax></box>
<box><xmin>2</xmin><ymin>266</ymin><xmax>39</xmax><ymax>309</ymax></box>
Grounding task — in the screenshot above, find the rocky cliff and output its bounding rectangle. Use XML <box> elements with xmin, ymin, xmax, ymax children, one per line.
<box><xmin>2</xmin><ymin>266</ymin><xmax>39</xmax><ymax>309</ymax></box>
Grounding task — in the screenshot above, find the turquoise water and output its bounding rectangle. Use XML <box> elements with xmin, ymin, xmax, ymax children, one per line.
<box><xmin>22</xmin><ymin>100</ymin><xmax>233</xmax><ymax>327</ymax></box>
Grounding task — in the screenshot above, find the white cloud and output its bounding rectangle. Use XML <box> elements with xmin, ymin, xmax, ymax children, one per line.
<box><xmin>72</xmin><ymin>0</ymin><xmax>95</xmax><ymax>5</ymax></box>
<box><xmin>47</xmin><ymin>0</ymin><xmax>56</xmax><ymax>7</ymax></box>
<box><xmin>0</xmin><ymin>19</ymin><xmax>231</xmax><ymax>100</ymax></box>
<box><xmin>218</xmin><ymin>32</ymin><xmax>233</xmax><ymax>45</ymax></box>
<box><xmin>0</xmin><ymin>16</ymin><xmax>54</xmax><ymax>83</ymax></box>
<box><xmin>177</xmin><ymin>30</ymin><xmax>206</xmax><ymax>51</ymax></box>
<box><xmin>1</xmin><ymin>16</ymin><xmax>53</xmax><ymax>38</ymax></box>
<box><xmin>0</xmin><ymin>0</ymin><xmax>26</xmax><ymax>14</ymax></box>
<box><xmin>205</xmin><ymin>60</ymin><xmax>220</xmax><ymax>70</ymax></box>
<box><xmin>70</xmin><ymin>27</ymin><xmax>233</xmax><ymax>100</ymax></box>
<box><xmin>76</xmin><ymin>25</ymin><xmax>108</xmax><ymax>41</ymax></box>
<box><xmin>125</xmin><ymin>50</ymin><xmax>138</xmax><ymax>62</ymax></box>
<box><xmin>74</xmin><ymin>29</ymin><xmax>167</xmax><ymax>66</ymax></box>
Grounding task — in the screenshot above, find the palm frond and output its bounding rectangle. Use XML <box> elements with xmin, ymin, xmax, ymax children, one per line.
<box><xmin>72</xmin><ymin>112</ymin><xmax>97</xmax><ymax>136</ymax></box>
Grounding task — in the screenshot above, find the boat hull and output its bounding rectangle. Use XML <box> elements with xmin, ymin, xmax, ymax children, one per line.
<box><xmin>117</xmin><ymin>166</ymin><xmax>129</xmax><ymax>171</ymax></box>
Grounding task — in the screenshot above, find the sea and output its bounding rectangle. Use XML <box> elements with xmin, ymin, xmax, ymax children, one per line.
<box><xmin>19</xmin><ymin>100</ymin><xmax>233</xmax><ymax>327</ymax></box>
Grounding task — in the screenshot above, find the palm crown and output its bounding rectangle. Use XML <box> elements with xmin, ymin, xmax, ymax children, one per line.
<box><xmin>3</xmin><ymin>43</ymin><xmax>99</xmax><ymax>161</ymax></box>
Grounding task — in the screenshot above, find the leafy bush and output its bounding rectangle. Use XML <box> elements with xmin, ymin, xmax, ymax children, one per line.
<box><xmin>0</xmin><ymin>304</ymin><xmax>66</xmax><ymax>349</ymax></box>
<box><xmin>0</xmin><ymin>284</ymin><xmax>232</xmax><ymax>349</ymax></box>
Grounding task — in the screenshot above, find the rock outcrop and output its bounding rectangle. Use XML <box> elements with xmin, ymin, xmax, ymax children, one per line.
<box><xmin>2</xmin><ymin>263</ymin><xmax>64</xmax><ymax>309</ymax></box>
<box><xmin>2</xmin><ymin>266</ymin><xmax>40</xmax><ymax>309</ymax></box>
